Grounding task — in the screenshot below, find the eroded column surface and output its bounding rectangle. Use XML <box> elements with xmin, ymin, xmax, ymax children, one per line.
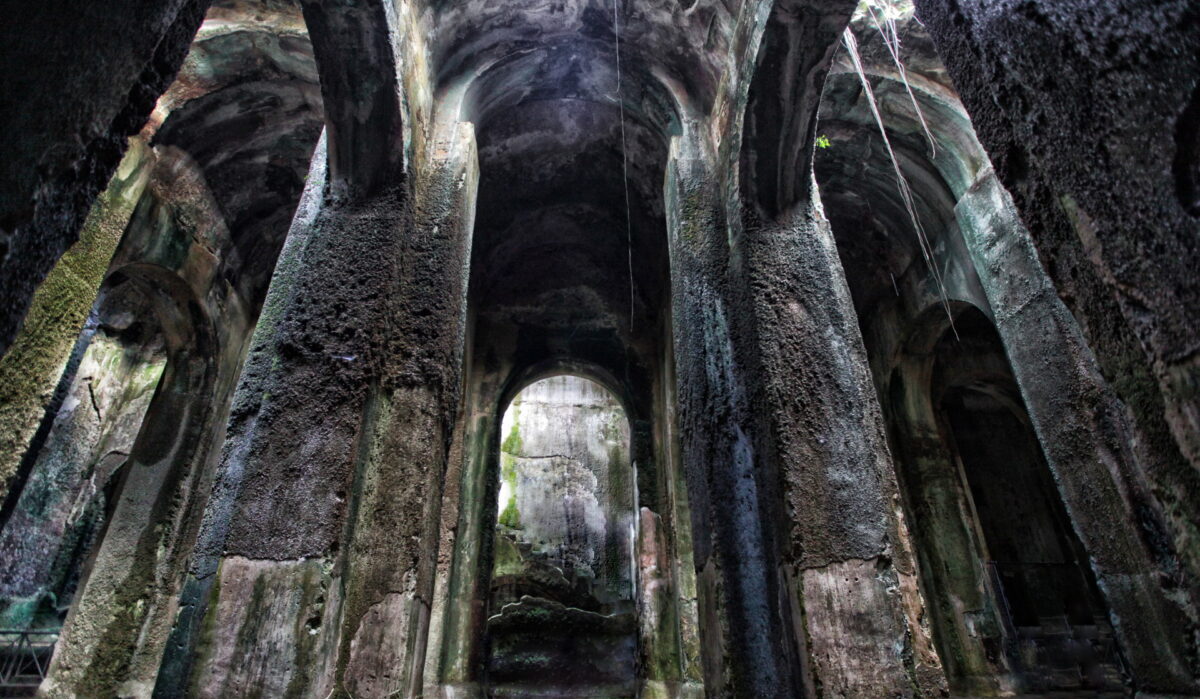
<box><xmin>335</xmin><ymin>119</ymin><xmax>477</xmax><ymax>699</ymax></box>
<box><xmin>660</xmin><ymin>0</ymin><xmax>942</xmax><ymax>690</ymax></box>
<box><xmin>0</xmin><ymin>0</ymin><xmax>210</xmax><ymax>353</ymax></box>
<box><xmin>736</xmin><ymin>195</ymin><xmax>943</xmax><ymax>697</ymax></box>
<box><xmin>915</xmin><ymin>0</ymin><xmax>1200</xmax><ymax>591</ymax></box>
<box><xmin>155</xmin><ymin>114</ymin><xmax>476</xmax><ymax>697</ymax></box>
<box><xmin>155</xmin><ymin>148</ymin><xmax>396</xmax><ymax>697</ymax></box>
<box><xmin>666</xmin><ymin>114</ymin><xmax>939</xmax><ymax>694</ymax></box>
<box><xmin>956</xmin><ymin>168</ymin><xmax>1200</xmax><ymax>692</ymax></box>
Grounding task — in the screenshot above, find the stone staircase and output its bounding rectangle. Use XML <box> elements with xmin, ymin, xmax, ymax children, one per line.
<box><xmin>1012</xmin><ymin>615</ymin><xmax>1127</xmax><ymax>694</ymax></box>
<box><xmin>486</xmin><ymin>596</ymin><xmax>636</xmax><ymax>699</ymax></box>
<box><xmin>487</xmin><ymin>532</ymin><xmax>636</xmax><ymax>698</ymax></box>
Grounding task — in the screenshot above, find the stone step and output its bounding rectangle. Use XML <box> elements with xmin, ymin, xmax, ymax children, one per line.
<box><xmin>487</xmin><ymin>597</ymin><xmax>636</xmax><ymax>691</ymax></box>
<box><xmin>487</xmin><ymin>684</ymin><xmax>633</xmax><ymax>699</ymax></box>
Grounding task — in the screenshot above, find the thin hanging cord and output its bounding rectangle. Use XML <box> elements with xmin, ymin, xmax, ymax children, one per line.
<box><xmin>614</xmin><ymin>0</ymin><xmax>635</xmax><ymax>333</ymax></box>
<box><xmin>844</xmin><ymin>27</ymin><xmax>957</xmax><ymax>339</ymax></box>
<box><xmin>866</xmin><ymin>4</ymin><xmax>936</xmax><ymax>159</ymax></box>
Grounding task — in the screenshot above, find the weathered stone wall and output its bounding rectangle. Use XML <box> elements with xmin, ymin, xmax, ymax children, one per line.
<box><xmin>4</xmin><ymin>0</ymin><xmax>1197</xmax><ymax>696</ymax></box>
<box><xmin>815</xmin><ymin>14</ymin><xmax>1200</xmax><ymax>693</ymax></box>
<box><xmin>915</xmin><ymin>0</ymin><xmax>1200</xmax><ymax>609</ymax></box>
<box><xmin>0</xmin><ymin>142</ymin><xmax>153</xmax><ymax>507</ymax></box>
<box><xmin>0</xmin><ymin>5</ymin><xmax>326</xmax><ymax>695</ymax></box>
<box><xmin>494</xmin><ymin>375</ymin><xmax>634</xmax><ymax>608</ymax></box>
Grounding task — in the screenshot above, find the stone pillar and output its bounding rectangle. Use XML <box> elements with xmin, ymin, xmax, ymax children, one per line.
<box><xmin>666</xmin><ymin>117</ymin><xmax>941</xmax><ymax>694</ymax></box>
<box><xmin>0</xmin><ymin>332</ymin><xmax>164</xmax><ymax>613</ymax></box>
<box><xmin>158</xmin><ymin>139</ymin><xmax>407</xmax><ymax>697</ymax></box>
<box><xmin>154</xmin><ymin>112</ymin><xmax>475</xmax><ymax>697</ymax></box>
<box><xmin>0</xmin><ymin>141</ymin><xmax>152</xmax><ymax>506</ymax></box>
<box><xmin>955</xmin><ymin>167</ymin><xmax>1200</xmax><ymax>693</ymax></box>
<box><xmin>733</xmin><ymin>188</ymin><xmax>942</xmax><ymax>697</ymax></box>
<box><xmin>336</xmin><ymin>118</ymin><xmax>477</xmax><ymax>699</ymax></box>
<box><xmin>667</xmin><ymin>127</ymin><xmax>792</xmax><ymax>695</ymax></box>
<box><xmin>151</xmin><ymin>135</ymin><xmax>334</xmax><ymax>697</ymax></box>
<box><xmin>0</xmin><ymin>0</ymin><xmax>210</xmax><ymax>353</ymax></box>
<box><xmin>44</xmin><ymin>341</ymin><xmax>211</xmax><ymax>699</ymax></box>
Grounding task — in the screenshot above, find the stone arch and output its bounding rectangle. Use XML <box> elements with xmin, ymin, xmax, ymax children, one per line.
<box><xmin>30</xmin><ymin>261</ymin><xmax>225</xmax><ymax>693</ymax></box>
<box><xmin>0</xmin><ymin>261</ymin><xmax>216</xmax><ymax>646</ymax></box>
<box><xmin>501</xmin><ymin>358</ymin><xmax>639</xmax><ymax>427</ymax></box>
<box><xmin>885</xmin><ymin>302</ymin><xmax>1123</xmax><ymax>695</ymax></box>
<box><xmin>434</xmin><ymin>345</ymin><xmax>700</xmax><ymax>696</ymax></box>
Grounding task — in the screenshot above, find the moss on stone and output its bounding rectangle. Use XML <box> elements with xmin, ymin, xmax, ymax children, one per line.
<box><xmin>498</xmin><ymin>409</ymin><xmax>523</xmax><ymax>527</ymax></box>
<box><xmin>0</xmin><ymin>139</ymin><xmax>151</xmax><ymax>503</ymax></box>
<box><xmin>498</xmin><ymin>491</ymin><xmax>522</xmax><ymax>529</ymax></box>
<box><xmin>493</xmin><ymin>533</ymin><xmax>526</xmax><ymax>578</ymax></box>
<box><xmin>500</xmin><ymin>402</ymin><xmax>523</xmax><ymax>455</ymax></box>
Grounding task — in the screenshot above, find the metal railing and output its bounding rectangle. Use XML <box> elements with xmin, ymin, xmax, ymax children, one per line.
<box><xmin>0</xmin><ymin>630</ymin><xmax>57</xmax><ymax>693</ymax></box>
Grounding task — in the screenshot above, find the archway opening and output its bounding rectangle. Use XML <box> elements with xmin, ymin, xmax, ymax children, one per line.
<box><xmin>923</xmin><ymin>308</ymin><xmax>1123</xmax><ymax>692</ymax></box>
<box><xmin>486</xmin><ymin>374</ymin><xmax>637</xmax><ymax>696</ymax></box>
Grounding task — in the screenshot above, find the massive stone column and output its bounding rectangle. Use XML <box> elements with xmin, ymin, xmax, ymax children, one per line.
<box><xmin>334</xmin><ymin>115</ymin><xmax>477</xmax><ymax>698</ymax></box>
<box><xmin>955</xmin><ymin>168</ymin><xmax>1200</xmax><ymax>692</ymax></box>
<box><xmin>0</xmin><ymin>0</ymin><xmax>211</xmax><ymax>354</ymax></box>
<box><xmin>662</xmin><ymin>1</ymin><xmax>944</xmax><ymax>694</ymax></box>
<box><xmin>151</xmin><ymin>3</ymin><xmax>475</xmax><ymax>694</ymax></box>
<box><xmin>915</xmin><ymin>0</ymin><xmax>1200</xmax><ymax>589</ymax></box>
<box><xmin>667</xmin><ymin>127</ymin><xmax>941</xmax><ymax>697</ymax></box>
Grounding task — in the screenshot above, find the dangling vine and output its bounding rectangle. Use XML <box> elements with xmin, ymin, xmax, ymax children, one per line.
<box><xmin>843</xmin><ymin>0</ymin><xmax>957</xmax><ymax>337</ymax></box>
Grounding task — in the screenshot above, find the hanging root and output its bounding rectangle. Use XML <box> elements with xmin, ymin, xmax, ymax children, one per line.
<box><xmin>614</xmin><ymin>0</ymin><xmax>635</xmax><ymax>333</ymax></box>
<box><xmin>863</xmin><ymin>1</ymin><xmax>937</xmax><ymax>160</ymax></box>
<box><xmin>842</xmin><ymin>24</ymin><xmax>957</xmax><ymax>338</ymax></box>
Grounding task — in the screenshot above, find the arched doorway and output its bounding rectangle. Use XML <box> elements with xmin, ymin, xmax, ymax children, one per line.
<box><xmin>888</xmin><ymin>306</ymin><xmax>1124</xmax><ymax>694</ymax></box>
<box><xmin>486</xmin><ymin>374</ymin><xmax>636</xmax><ymax>696</ymax></box>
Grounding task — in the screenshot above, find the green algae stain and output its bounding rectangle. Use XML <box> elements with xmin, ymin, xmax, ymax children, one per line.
<box><xmin>0</xmin><ymin>139</ymin><xmax>151</xmax><ymax>502</ymax></box>
<box><xmin>498</xmin><ymin>403</ymin><xmax>523</xmax><ymax>528</ymax></box>
<box><xmin>500</xmin><ymin>401</ymin><xmax>523</xmax><ymax>455</ymax></box>
<box><xmin>498</xmin><ymin>494</ymin><xmax>522</xmax><ymax>529</ymax></box>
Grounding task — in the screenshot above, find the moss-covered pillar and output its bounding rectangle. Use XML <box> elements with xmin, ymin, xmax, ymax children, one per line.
<box><xmin>152</xmin><ymin>137</ymin><xmax>418</xmax><ymax>697</ymax></box>
<box><xmin>429</xmin><ymin>370</ymin><xmax>501</xmax><ymax>698</ymax></box>
<box><xmin>648</xmin><ymin>329</ymin><xmax>704</xmax><ymax>697</ymax></box>
<box><xmin>44</xmin><ymin>341</ymin><xmax>211</xmax><ymax>698</ymax></box>
<box><xmin>150</xmin><ymin>133</ymin><xmax>333</xmax><ymax>698</ymax></box>
<box><xmin>955</xmin><ymin>167</ymin><xmax>1200</xmax><ymax>693</ymax></box>
<box><xmin>664</xmin><ymin>0</ymin><xmax>941</xmax><ymax>693</ymax></box>
<box><xmin>155</xmin><ymin>115</ymin><xmax>475</xmax><ymax>698</ymax></box>
<box><xmin>0</xmin><ymin>141</ymin><xmax>153</xmax><ymax>505</ymax></box>
<box><xmin>37</xmin><ymin>156</ymin><xmax>231</xmax><ymax>697</ymax></box>
<box><xmin>636</xmin><ymin>338</ymin><xmax>704</xmax><ymax>699</ymax></box>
